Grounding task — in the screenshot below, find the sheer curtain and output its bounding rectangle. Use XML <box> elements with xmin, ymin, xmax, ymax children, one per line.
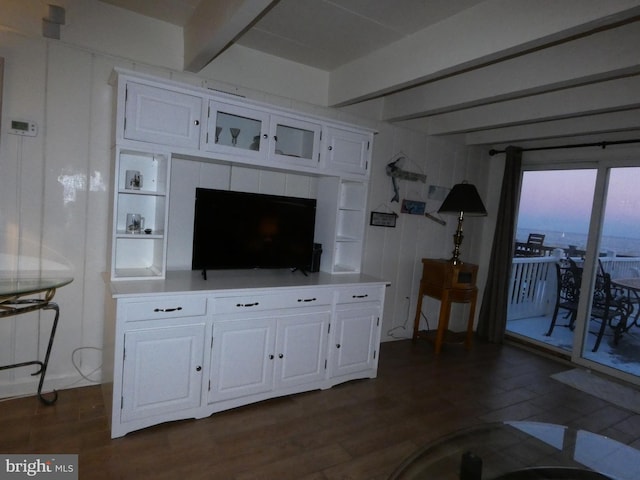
<box><xmin>476</xmin><ymin>146</ymin><xmax>522</xmax><ymax>342</ymax></box>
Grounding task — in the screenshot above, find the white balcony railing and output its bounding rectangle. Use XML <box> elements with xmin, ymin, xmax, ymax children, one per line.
<box><xmin>507</xmin><ymin>255</ymin><xmax>640</xmax><ymax>320</ymax></box>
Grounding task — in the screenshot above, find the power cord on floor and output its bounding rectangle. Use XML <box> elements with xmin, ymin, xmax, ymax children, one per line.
<box><xmin>387</xmin><ymin>296</ymin><xmax>432</xmax><ymax>339</ymax></box>
<box><xmin>62</xmin><ymin>346</ymin><xmax>102</xmax><ymax>389</ymax></box>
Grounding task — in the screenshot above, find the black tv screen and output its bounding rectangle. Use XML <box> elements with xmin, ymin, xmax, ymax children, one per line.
<box><xmin>192</xmin><ymin>188</ymin><xmax>317</xmax><ymax>271</ymax></box>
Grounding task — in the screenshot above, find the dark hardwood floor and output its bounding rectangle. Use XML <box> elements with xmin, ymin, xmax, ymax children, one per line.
<box><xmin>1</xmin><ymin>339</ymin><xmax>640</xmax><ymax>479</ymax></box>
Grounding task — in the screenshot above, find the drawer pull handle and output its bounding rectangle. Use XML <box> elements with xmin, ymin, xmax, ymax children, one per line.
<box><xmin>352</xmin><ymin>294</ymin><xmax>369</xmax><ymax>299</ymax></box>
<box><xmin>236</xmin><ymin>302</ymin><xmax>260</xmax><ymax>307</ymax></box>
<box><xmin>154</xmin><ymin>307</ymin><xmax>183</xmax><ymax>313</ymax></box>
<box><xmin>298</xmin><ymin>297</ymin><xmax>317</xmax><ymax>303</ymax></box>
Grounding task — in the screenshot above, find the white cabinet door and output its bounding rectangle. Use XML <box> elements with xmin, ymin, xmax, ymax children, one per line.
<box><xmin>331</xmin><ymin>304</ymin><xmax>380</xmax><ymax>378</ymax></box>
<box><xmin>209</xmin><ymin>317</ymin><xmax>276</xmax><ymax>402</ymax></box>
<box><xmin>323</xmin><ymin>127</ymin><xmax>371</xmax><ymax>176</ymax></box>
<box><xmin>269</xmin><ymin>115</ymin><xmax>322</xmax><ymax>169</ymax></box>
<box><xmin>121</xmin><ymin>323</ymin><xmax>205</xmax><ymax>422</ymax></box>
<box><xmin>275</xmin><ymin>312</ymin><xmax>329</xmax><ymax>389</ymax></box>
<box><xmin>124</xmin><ymin>82</ymin><xmax>203</xmax><ymax>149</ymax></box>
<box><xmin>205</xmin><ymin>101</ymin><xmax>269</xmax><ymax>158</ymax></box>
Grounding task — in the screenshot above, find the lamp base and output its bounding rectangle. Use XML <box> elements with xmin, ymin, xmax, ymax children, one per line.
<box><xmin>449</xmin><ymin>215</ymin><xmax>464</xmax><ymax>265</ymax></box>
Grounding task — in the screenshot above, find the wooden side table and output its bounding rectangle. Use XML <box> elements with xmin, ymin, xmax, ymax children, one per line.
<box><xmin>412</xmin><ymin>258</ymin><xmax>478</xmax><ymax>354</ymax></box>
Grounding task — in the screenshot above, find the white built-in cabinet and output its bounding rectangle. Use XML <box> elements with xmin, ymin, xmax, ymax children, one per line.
<box><xmin>110</xmin><ymin>69</ymin><xmax>374</xmax><ymax>281</ymax></box>
<box><xmin>104</xmin><ymin>275</ymin><xmax>386</xmax><ymax>438</ymax></box>
<box><xmin>105</xmin><ymin>69</ymin><xmax>387</xmax><ymax>439</ymax></box>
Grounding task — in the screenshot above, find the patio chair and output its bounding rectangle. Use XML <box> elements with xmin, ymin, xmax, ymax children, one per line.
<box><xmin>514</xmin><ymin>233</ymin><xmax>547</xmax><ymax>257</ymax></box>
<box><xmin>527</xmin><ymin>233</ymin><xmax>545</xmax><ymax>246</ymax></box>
<box><xmin>545</xmin><ymin>258</ymin><xmax>582</xmax><ymax>337</ymax></box>
<box><xmin>590</xmin><ymin>266</ymin><xmax>634</xmax><ymax>352</ymax></box>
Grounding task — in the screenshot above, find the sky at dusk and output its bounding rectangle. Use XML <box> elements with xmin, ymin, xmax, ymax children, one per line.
<box><xmin>517</xmin><ymin>167</ymin><xmax>640</xmax><ymax>241</ymax></box>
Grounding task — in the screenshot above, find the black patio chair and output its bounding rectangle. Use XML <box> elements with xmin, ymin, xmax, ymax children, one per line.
<box><xmin>516</xmin><ymin>233</ymin><xmax>546</xmax><ymax>257</ymax></box>
<box><xmin>545</xmin><ymin>258</ymin><xmax>582</xmax><ymax>337</ymax></box>
<box><xmin>590</xmin><ymin>265</ymin><xmax>634</xmax><ymax>352</ymax></box>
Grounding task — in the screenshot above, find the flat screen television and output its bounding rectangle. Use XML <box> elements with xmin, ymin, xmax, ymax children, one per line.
<box><xmin>192</xmin><ymin>188</ymin><xmax>317</xmax><ymax>272</ymax></box>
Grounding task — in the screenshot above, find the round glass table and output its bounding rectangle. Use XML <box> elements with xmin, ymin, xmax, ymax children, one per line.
<box><xmin>0</xmin><ymin>276</ymin><xmax>73</xmax><ymax>404</ymax></box>
<box><xmin>389</xmin><ymin>421</ymin><xmax>640</xmax><ymax>479</ymax></box>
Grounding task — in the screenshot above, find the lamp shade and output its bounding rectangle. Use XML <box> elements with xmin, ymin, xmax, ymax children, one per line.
<box><xmin>438</xmin><ymin>182</ymin><xmax>487</xmax><ymax>216</ymax></box>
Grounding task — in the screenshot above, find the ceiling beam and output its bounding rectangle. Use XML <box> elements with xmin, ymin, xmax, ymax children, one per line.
<box><xmin>183</xmin><ymin>0</ymin><xmax>276</xmax><ymax>72</ymax></box>
<box><xmin>328</xmin><ymin>0</ymin><xmax>640</xmax><ymax>106</ymax></box>
<box><xmin>382</xmin><ymin>21</ymin><xmax>640</xmax><ymax>122</ymax></box>
<box><xmin>464</xmin><ymin>110</ymin><xmax>640</xmax><ymax>145</ymax></box>
<box><xmin>426</xmin><ymin>75</ymin><xmax>640</xmax><ymax>135</ymax></box>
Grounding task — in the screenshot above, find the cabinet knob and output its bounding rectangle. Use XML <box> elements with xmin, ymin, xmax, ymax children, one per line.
<box><xmin>194</xmin><ymin>120</ymin><xmax>200</xmax><ymax>126</ymax></box>
<box><xmin>336</xmin><ymin>344</ymin><xmax>341</xmax><ymax>349</ymax></box>
<box><xmin>328</xmin><ymin>146</ymin><xmax>333</xmax><ymax>151</ymax></box>
<box><xmin>269</xmin><ymin>354</ymin><xmax>274</xmax><ymax>360</ymax></box>
<box><xmin>262</xmin><ymin>134</ymin><xmax>268</xmax><ymax>139</ymax></box>
<box><xmin>278</xmin><ymin>353</ymin><xmax>284</xmax><ymax>359</ymax></box>
<box><xmin>196</xmin><ymin>366</ymin><xmax>202</xmax><ymax>372</ymax></box>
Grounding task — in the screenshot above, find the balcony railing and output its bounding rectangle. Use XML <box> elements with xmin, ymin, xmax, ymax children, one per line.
<box><xmin>507</xmin><ymin>254</ymin><xmax>640</xmax><ymax>320</ymax></box>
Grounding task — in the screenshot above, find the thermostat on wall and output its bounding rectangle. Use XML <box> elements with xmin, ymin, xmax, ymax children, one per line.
<box><xmin>8</xmin><ymin>119</ymin><xmax>37</xmax><ymax>137</ymax></box>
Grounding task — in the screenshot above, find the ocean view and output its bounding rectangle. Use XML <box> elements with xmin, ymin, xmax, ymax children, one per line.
<box><xmin>516</xmin><ymin>229</ymin><xmax>640</xmax><ymax>257</ymax></box>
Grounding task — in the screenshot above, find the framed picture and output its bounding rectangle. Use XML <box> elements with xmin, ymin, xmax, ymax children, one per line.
<box><xmin>401</xmin><ymin>199</ymin><xmax>426</xmax><ymax>215</ymax></box>
<box><xmin>370</xmin><ymin>211</ymin><xmax>397</xmax><ymax>227</ymax></box>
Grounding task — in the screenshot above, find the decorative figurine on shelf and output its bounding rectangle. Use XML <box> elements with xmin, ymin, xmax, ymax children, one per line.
<box><xmin>126</xmin><ymin>213</ymin><xmax>144</xmax><ymax>234</ymax></box>
<box><xmin>230</xmin><ymin>128</ymin><xmax>240</xmax><ymax>146</ymax></box>
<box><xmin>125</xmin><ymin>170</ymin><xmax>143</xmax><ymax>190</ymax></box>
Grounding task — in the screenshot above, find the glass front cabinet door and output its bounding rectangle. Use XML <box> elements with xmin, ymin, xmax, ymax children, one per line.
<box><xmin>269</xmin><ymin>115</ymin><xmax>321</xmax><ymax>169</ymax></box>
<box><xmin>205</xmin><ymin>101</ymin><xmax>269</xmax><ymax>158</ymax></box>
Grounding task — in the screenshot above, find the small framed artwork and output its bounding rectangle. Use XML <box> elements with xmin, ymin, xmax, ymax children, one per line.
<box><xmin>401</xmin><ymin>199</ymin><xmax>426</xmax><ymax>215</ymax></box>
<box><xmin>370</xmin><ymin>211</ymin><xmax>397</xmax><ymax>227</ymax></box>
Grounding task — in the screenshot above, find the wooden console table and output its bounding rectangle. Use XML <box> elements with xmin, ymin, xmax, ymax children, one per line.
<box><xmin>412</xmin><ymin>258</ymin><xmax>478</xmax><ymax>354</ymax></box>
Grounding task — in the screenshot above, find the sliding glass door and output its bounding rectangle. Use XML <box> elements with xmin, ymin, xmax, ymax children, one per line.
<box><xmin>507</xmin><ymin>164</ymin><xmax>640</xmax><ymax>384</ymax></box>
<box><xmin>578</xmin><ymin>167</ymin><xmax>640</xmax><ymax>380</ymax></box>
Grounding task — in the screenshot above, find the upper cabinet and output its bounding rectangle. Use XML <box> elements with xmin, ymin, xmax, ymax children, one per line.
<box><xmin>124</xmin><ymin>82</ymin><xmax>203</xmax><ymax>149</ymax></box>
<box><xmin>323</xmin><ymin>126</ymin><xmax>371</xmax><ymax>177</ymax></box>
<box><xmin>114</xmin><ymin>69</ymin><xmax>374</xmax><ymax>179</ymax></box>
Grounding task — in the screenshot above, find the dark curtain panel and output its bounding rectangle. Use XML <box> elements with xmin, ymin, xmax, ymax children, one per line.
<box><xmin>476</xmin><ymin>146</ymin><xmax>523</xmax><ymax>343</ymax></box>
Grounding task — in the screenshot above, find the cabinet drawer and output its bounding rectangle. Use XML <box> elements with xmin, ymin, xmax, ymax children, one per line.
<box><xmin>123</xmin><ymin>295</ymin><xmax>207</xmax><ymax>321</ymax></box>
<box><xmin>336</xmin><ymin>285</ymin><xmax>382</xmax><ymax>304</ymax></box>
<box><xmin>213</xmin><ymin>289</ymin><xmax>332</xmax><ymax>314</ymax></box>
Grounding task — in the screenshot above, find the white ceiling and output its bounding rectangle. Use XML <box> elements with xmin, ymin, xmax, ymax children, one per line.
<box><xmin>99</xmin><ymin>0</ymin><xmax>640</xmax><ymax>151</ymax></box>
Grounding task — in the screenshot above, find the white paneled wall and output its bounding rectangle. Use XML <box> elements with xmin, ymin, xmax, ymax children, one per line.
<box><xmin>0</xmin><ymin>18</ymin><xmax>491</xmax><ymax>398</ymax></box>
<box><xmin>363</xmin><ymin>124</ymin><xmax>490</xmax><ymax>342</ymax></box>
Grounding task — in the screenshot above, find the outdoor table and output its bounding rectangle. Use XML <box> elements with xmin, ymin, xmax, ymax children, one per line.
<box><xmin>0</xmin><ymin>276</ymin><xmax>73</xmax><ymax>404</ymax></box>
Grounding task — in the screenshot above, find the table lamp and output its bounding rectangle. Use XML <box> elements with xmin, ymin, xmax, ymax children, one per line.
<box><xmin>438</xmin><ymin>181</ymin><xmax>487</xmax><ymax>265</ymax></box>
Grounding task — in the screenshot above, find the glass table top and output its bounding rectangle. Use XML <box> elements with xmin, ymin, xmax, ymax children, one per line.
<box><xmin>389</xmin><ymin>421</ymin><xmax>640</xmax><ymax>479</ymax></box>
<box><xmin>0</xmin><ymin>277</ymin><xmax>73</xmax><ymax>298</ymax></box>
